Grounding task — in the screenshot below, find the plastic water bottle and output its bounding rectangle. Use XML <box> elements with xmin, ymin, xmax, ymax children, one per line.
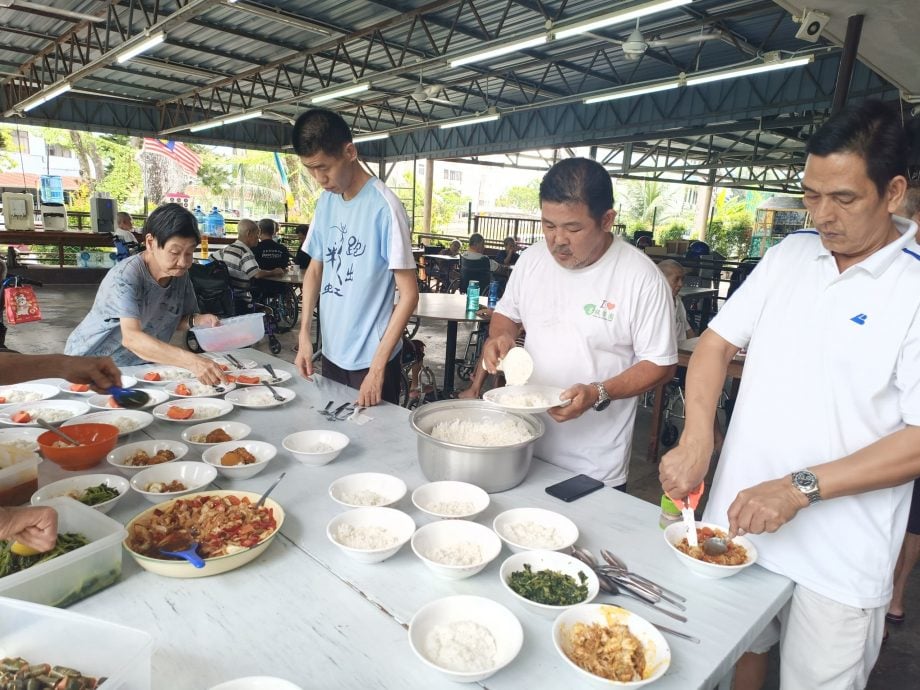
<box><xmin>488</xmin><ymin>280</ymin><xmax>500</xmax><ymax>309</ymax></box>
<box><xmin>659</xmin><ymin>495</ymin><xmax>682</xmax><ymax>530</ymax></box>
<box><xmin>207</xmin><ymin>207</ymin><xmax>224</xmax><ymax>237</ymax></box>
<box><xmin>193</xmin><ymin>205</ymin><xmax>206</xmax><ymax>233</ymax></box>
<box><xmin>466</xmin><ymin>280</ymin><xmax>480</xmax><ymax>313</ymax></box>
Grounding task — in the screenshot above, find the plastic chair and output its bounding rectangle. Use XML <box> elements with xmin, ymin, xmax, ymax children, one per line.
<box><xmin>459</xmin><ymin>256</ymin><xmax>491</xmax><ymax>295</ymax></box>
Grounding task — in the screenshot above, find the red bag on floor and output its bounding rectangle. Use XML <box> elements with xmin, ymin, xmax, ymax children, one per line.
<box><xmin>4</xmin><ymin>286</ymin><xmax>42</xmax><ymax>324</ymax></box>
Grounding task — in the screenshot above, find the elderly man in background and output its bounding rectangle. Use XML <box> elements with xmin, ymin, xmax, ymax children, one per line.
<box><xmin>658</xmin><ymin>259</ymin><xmax>695</xmax><ymax>345</ymax></box>
<box><xmin>211</xmin><ymin>218</ymin><xmax>285</xmax><ymax>311</ymax></box>
<box><xmin>253</xmin><ymin>218</ymin><xmax>291</xmax><ymax>271</ymax></box>
<box><xmin>660</xmin><ymin>100</ymin><xmax>920</xmax><ymax>689</ymax></box>
<box><xmin>65</xmin><ymin>203</ymin><xmax>224</xmax><ymax>384</ymax></box>
<box><xmin>484</xmin><ymin>158</ymin><xmax>676</xmax><ymax>488</ymax></box>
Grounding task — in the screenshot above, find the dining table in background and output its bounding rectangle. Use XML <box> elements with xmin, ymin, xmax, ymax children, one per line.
<box><xmin>679</xmin><ymin>286</ymin><xmax>719</xmax><ymax>332</ymax></box>
<box><xmin>26</xmin><ymin>347</ymin><xmax>790</xmax><ymax>688</ymax></box>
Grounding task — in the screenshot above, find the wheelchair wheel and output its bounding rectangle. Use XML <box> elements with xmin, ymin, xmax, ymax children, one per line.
<box><xmin>398</xmin><ymin>368</ymin><xmax>412</xmax><ymax>407</ymax></box>
<box><xmin>275</xmin><ymin>291</ymin><xmax>299</xmax><ymax>332</ymax></box>
<box><xmin>661</xmin><ymin>422</ymin><xmax>679</xmax><ymax>447</ymax></box>
<box><xmin>456</xmin><ymin>363</ymin><xmax>473</xmax><ymax>382</ymax></box>
<box><xmin>269</xmin><ymin>334</ymin><xmax>282</xmax><ymax>355</ymax></box>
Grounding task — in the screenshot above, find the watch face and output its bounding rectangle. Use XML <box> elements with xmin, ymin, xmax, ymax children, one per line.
<box><xmin>594</xmin><ymin>398</ymin><xmax>611</xmax><ymax>411</ymax></box>
<box><xmin>793</xmin><ymin>471</ymin><xmax>817</xmax><ymax>491</ymax></box>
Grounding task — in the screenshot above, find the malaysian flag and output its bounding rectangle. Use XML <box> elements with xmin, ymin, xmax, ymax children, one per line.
<box><xmin>141</xmin><ymin>138</ymin><xmax>201</xmax><ymax>175</ymax></box>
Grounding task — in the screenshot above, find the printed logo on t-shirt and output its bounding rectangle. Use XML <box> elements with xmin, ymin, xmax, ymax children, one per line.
<box><xmin>850</xmin><ymin>313</ymin><xmax>868</xmax><ymax>325</ymax></box>
<box><xmin>583</xmin><ymin>299</ymin><xmax>616</xmax><ymax>321</ymax></box>
<box><xmin>322</xmin><ymin>224</ymin><xmax>366</xmax><ymax>297</ymax></box>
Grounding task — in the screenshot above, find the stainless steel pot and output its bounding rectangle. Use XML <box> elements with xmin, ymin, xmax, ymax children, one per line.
<box><xmin>409</xmin><ymin>400</ymin><xmax>544</xmax><ymax>493</ymax></box>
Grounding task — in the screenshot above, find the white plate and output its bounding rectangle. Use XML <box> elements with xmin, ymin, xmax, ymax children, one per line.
<box><xmin>209</xmin><ymin>678</ymin><xmax>304</xmax><ymax>690</ymax></box>
<box><xmin>57</xmin><ymin>376</ymin><xmax>138</xmax><ymax>396</ymax></box>
<box><xmin>0</xmin><ymin>383</ymin><xmax>59</xmax><ymax>407</ymax></box>
<box><xmin>64</xmin><ymin>410</ymin><xmax>155</xmax><ymax>437</ymax></box>
<box><xmin>87</xmin><ymin>387</ymin><xmax>169</xmax><ymax>410</ymax></box>
<box><xmin>483</xmin><ymin>384</ymin><xmax>571</xmax><ymax>414</ymax></box>
<box><xmin>181</xmin><ymin>421</ymin><xmax>252</xmax><ymax>446</ymax></box>
<box><xmin>0</xmin><ymin>399</ymin><xmax>90</xmax><ymax>426</ymax></box>
<box><xmin>31</xmin><ymin>473</ymin><xmax>129</xmax><ymax>514</ymax></box>
<box><xmin>136</xmin><ymin>366</ymin><xmax>196</xmax><ymax>384</ymax></box>
<box><xmin>224</xmin><ymin>386</ymin><xmax>295</xmax><ymax>409</ymax></box>
<box><xmin>0</xmin><ymin>427</ymin><xmax>42</xmax><ymax>448</ymax></box>
<box><xmin>152</xmin><ymin>397</ymin><xmax>234</xmax><ymax>423</ymax></box>
<box><xmin>226</xmin><ymin>368</ymin><xmax>293</xmax><ymax>385</ymax></box>
<box><xmin>203</xmin><ymin>352</ymin><xmax>260</xmax><ymax>370</ymax></box>
<box><xmin>165</xmin><ymin>379</ymin><xmax>236</xmax><ymax>398</ymax></box>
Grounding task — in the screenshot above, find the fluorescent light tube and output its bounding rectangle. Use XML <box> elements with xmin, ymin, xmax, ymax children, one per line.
<box><xmin>222</xmin><ymin>110</ymin><xmax>263</xmax><ymax>125</ymax></box>
<box><xmin>584</xmin><ymin>80</ymin><xmax>679</xmax><ymax>104</ymax></box>
<box><xmin>353</xmin><ymin>132</ymin><xmax>390</xmax><ymax>143</ymax></box>
<box><xmin>450</xmin><ymin>35</ymin><xmax>547</xmax><ymax>68</ymax></box>
<box><xmin>685</xmin><ymin>56</ymin><xmax>813</xmax><ymax>87</ymax></box>
<box><xmin>555</xmin><ymin>0</ymin><xmax>693</xmax><ymax>40</ymax></box>
<box><xmin>439</xmin><ymin>113</ymin><xmax>500</xmax><ymax>129</ymax></box>
<box><xmin>310</xmin><ymin>82</ymin><xmax>370</xmax><ymax>104</ymax></box>
<box><xmin>21</xmin><ymin>82</ymin><xmax>71</xmax><ymax>112</ymax></box>
<box><xmin>116</xmin><ymin>32</ymin><xmax>166</xmax><ymax>64</ymax></box>
<box><xmin>189</xmin><ymin>120</ymin><xmax>223</xmax><ymax>133</ymax></box>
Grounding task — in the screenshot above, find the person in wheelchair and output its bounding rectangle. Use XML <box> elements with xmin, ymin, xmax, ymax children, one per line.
<box><xmin>459</xmin><ymin>233</ymin><xmax>499</xmax><ymax>294</ymax></box>
<box><xmin>65</xmin><ymin>203</ymin><xmax>225</xmax><ymax>384</ymax></box>
<box><xmin>210</xmin><ymin>219</ymin><xmax>285</xmax><ymax>313</ymax></box>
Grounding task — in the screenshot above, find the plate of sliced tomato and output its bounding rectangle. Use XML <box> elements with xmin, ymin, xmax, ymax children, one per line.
<box><xmin>165</xmin><ymin>379</ymin><xmax>236</xmax><ymax>398</ymax></box>
<box><xmin>224</xmin><ymin>368</ymin><xmax>293</xmax><ymax>386</ymax></box>
<box><xmin>87</xmin><ymin>388</ymin><xmax>168</xmax><ymax>411</ymax></box>
<box><xmin>137</xmin><ymin>366</ymin><xmax>195</xmax><ymax>384</ymax></box>
<box><xmin>152</xmin><ymin>397</ymin><xmax>234</xmax><ymax>424</ymax></box>
<box><xmin>59</xmin><ymin>375</ymin><xmax>137</xmax><ymax>396</ymax></box>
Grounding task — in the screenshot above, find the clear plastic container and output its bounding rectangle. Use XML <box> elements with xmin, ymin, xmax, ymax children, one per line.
<box><xmin>0</xmin><ymin>597</ymin><xmax>152</xmax><ymax>689</ymax></box>
<box><xmin>0</xmin><ymin>496</ymin><xmax>125</xmax><ymax>607</ymax></box>
<box><xmin>191</xmin><ymin>312</ymin><xmax>264</xmax><ymax>351</ymax></box>
<box><xmin>0</xmin><ymin>454</ymin><xmax>41</xmax><ymax>507</ymax></box>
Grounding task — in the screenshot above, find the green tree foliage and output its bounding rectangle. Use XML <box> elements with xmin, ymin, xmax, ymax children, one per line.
<box><xmin>706</xmin><ymin>189</ymin><xmax>753</xmax><ymax>257</ymax></box>
<box><xmin>394</xmin><ymin>172</ymin><xmax>470</xmax><ymax>235</ymax></box>
<box><xmin>655</xmin><ymin>222</ymin><xmax>688</xmax><ymax>245</ymax></box>
<box><xmin>496</xmin><ymin>180</ymin><xmax>540</xmax><ymax>214</ymax></box>
<box><xmin>622</xmin><ymin>179</ymin><xmax>677</xmax><ymax>227</ymax></box>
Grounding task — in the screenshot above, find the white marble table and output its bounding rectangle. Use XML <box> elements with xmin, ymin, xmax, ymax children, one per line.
<box><xmin>32</xmin><ymin>351</ymin><xmax>792</xmax><ymax>689</ymax></box>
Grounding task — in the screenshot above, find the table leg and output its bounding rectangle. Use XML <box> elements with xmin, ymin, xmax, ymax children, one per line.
<box><xmin>646</xmin><ymin>381</ymin><xmax>666</xmax><ymax>463</ymax></box>
<box><xmin>443</xmin><ymin>321</ymin><xmax>458</xmax><ymax>394</ymax></box>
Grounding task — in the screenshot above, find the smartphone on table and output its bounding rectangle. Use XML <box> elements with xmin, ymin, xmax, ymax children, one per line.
<box><xmin>545</xmin><ymin>474</ymin><xmax>605</xmax><ymax>502</ymax></box>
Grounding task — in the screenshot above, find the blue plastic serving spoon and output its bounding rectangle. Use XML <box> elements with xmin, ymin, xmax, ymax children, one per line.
<box><xmin>159</xmin><ymin>541</ymin><xmax>205</xmax><ymax>568</ymax></box>
<box><xmin>107</xmin><ymin>386</ymin><xmax>150</xmax><ymax>409</ymax></box>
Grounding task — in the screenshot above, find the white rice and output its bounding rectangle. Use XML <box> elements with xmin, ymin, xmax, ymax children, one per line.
<box><xmin>496</xmin><ymin>393</ymin><xmax>555</xmax><ymax>408</ymax></box>
<box><xmin>0</xmin><ymin>389</ymin><xmax>42</xmax><ymax>404</ymax></box>
<box><xmin>425</xmin><ymin>620</ymin><xmax>497</xmax><ymax>673</ymax></box>
<box><xmin>335</xmin><ymin>523</ymin><xmax>398</xmax><ymax>550</ymax></box>
<box><xmin>192</xmin><ymin>406</ymin><xmax>222</xmax><ymax>419</ymax></box>
<box><xmin>337</xmin><ymin>489</ymin><xmax>387</xmax><ymax>506</ymax></box>
<box><xmin>21</xmin><ymin>408</ymin><xmax>73</xmax><ymax>423</ymax></box>
<box><xmin>0</xmin><ymin>440</ymin><xmax>39</xmax><ymax>469</ymax></box>
<box><xmin>109</xmin><ymin>416</ymin><xmax>141</xmax><ymax>432</ymax></box>
<box><xmin>304</xmin><ymin>442</ymin><xmax>334</xmax><ymax>453</ymax></box>
<box><xmin>154</xmin><ymin>368</ymin><xmax>193</xmax><ymax>381</ymax></box>
<box><xmin>502</xmin><ymin>520</ymin><xmax>564</xmax><ymax>549</ymax></box>
<box><xmin>242</xmin><ymin>392</ymin><xmax>276</xmax><ymax>406</ymax></box>
<box><xmin>430</xmin><ymin>417</ymin><xmax>532</xmax><ymax>447</ymax></box>
<box><xmin>425</xmin><ymin>500</ymin><xmax>476</xmax><ymax>516</ymax></box>
<box><xmin>425</xmin><ymin>541</ymin><xmax>483</xmax><ymax>566</ymax></box>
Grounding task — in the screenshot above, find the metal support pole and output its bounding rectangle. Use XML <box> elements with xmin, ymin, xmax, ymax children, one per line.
<box><xmin>424</xmin><ymin>158</ymin><xmax>434</xmax><ymax>234</ymax></box>
<box><xmin>831</xmin><ymin>14</ymin><xmax>865</xmax><ymax>115</ymax></box>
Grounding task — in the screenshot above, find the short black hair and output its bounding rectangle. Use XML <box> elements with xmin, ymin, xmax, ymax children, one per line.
<box><xmin>144</xmin><ymin>203</ymin><xmax>199</xmax><ymax>246</ymax></box>
<box><xmin>257</xmin><ymin>218</ymin><xmax>276</xmax><ymax>236</ymax></box>
<box><xmin>294</xmin><ymin>223</ymin><xmax>309</xmax><ymax>237</ymax></box>
<box><xmin>468</xmin><ymin>233</ymin><xmax>485</xmax><ymax>247</ymax></box>
<box><xmin>292</xmin><ymin>108</ymin><xmax>352</xmax><ymax>157</ymax></box>
<box><xmin>539</xmin><ymin>158</ymin><xmax>614</xmax><ymax>223</ymax></box>
<box><xmin>806</xmin><ymin>100</ymin><xmax>908</xmax><ymax>196</ymax></box>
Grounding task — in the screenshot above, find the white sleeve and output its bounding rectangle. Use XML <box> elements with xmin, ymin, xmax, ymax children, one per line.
<box><xmin>897</xmin><ymin>305</ymin><xmax>920</xmax><ymax>426</ymax></box>
<box><xmin>630</xmin><ymin>269</ymin><xmax>678</xmax><ymax>366</ymax></box>
<box><xmin>379</xmin><ymin>183</ymin><xmax>415</xmax><ymax>271</ymax></box>
<box><xmin>708</xmin><ymin>248</ymin><xmax>779</xmax><ymax>349</ymax></box>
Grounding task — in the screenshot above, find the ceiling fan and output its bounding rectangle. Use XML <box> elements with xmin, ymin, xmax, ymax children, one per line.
<box><xmin>620</xmin><ymin>19</ymin><xmax>721</xmax><ymax>61</ymax></box>
<box><xmin>410</xmin><ymin>72</ymin><xmax>454</xmax><ymax>106</ymax></box>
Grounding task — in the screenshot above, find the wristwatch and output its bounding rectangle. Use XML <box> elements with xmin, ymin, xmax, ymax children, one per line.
<box><xmin>791</xmin><ymin>469</ymin><xmax>821</xmax><ymax>505</ymax></box>
<box><xmin>188</xmin><ymin>313</ymin><xmax>198</xmax><ymax>329</ymax></box>
<box><xmin>591</xmin><ymin>382</ymin><xmax>611</xmax><ymax>411</ymax></box>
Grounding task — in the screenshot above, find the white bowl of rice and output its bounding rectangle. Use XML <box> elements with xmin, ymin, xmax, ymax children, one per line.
<box><xmin>408</xmin><ymin>595</ymin><xmax>523</xmax><ymax>683</ymax></box>
<box><xmin>328</xmin><ymin>472</ymin><xmax>407</xmax><ymax>508</ymax></box>
<box><xmin>492</xmin><ymin>507</ymin><xmax>579</xmax><ymax>554</ymax></box>
<box><xmin>283</xmin><ymin>430</ymin><xmax>349</xmax><ymax>467</ymax></box>
<box><xmin>411</xmin><ymin>481</ymin><xmax>490</xmax><ymax>520</ymax></box>
<box><xmin>411</xmin><ymin>519</ymin><xmax>502</xmax><ymax>580</ymax></box>
<box><xmin>326</xmin><ymin>507</ymin><xmax>416</xmax><ymax>564</ymax></box>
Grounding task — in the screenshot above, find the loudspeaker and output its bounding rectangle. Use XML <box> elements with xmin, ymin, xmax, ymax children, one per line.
<box><xmin>795</xmin><ymin>10</ymin><xmax>830</xmax><ymax>43</ymax></box>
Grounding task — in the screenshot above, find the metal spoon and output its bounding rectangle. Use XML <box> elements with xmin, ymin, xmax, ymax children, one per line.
<box><xmin>159</xmin><ymin>541</ymin><xmax>205</xmax><ymax>568</ymax></box>
<box><xmin>256</xmin><ymin>472</ymin><xmax>286</xmax><ymax>508</ymax></box>
<box><xmin>36</xmin><ymin>418</ymin><xmax>82</xmax><ymax>446</ymax></box>
<box><xmin>264</xmin><ymin>363</ymin><xmax>282</xmax><ymax>383</ymax></box>
<box><xmin>262</xmin><ymin>381</ymin><xmax>286</xmax><ymax>402</ymax></box>
<box><xmin>225</xmin><ymin>353</ymin><xmax>245</xmax><ymax>369</ymax></box>
<box><xmin>702</xmin><ymin>536</ymin><xmax>729</xmax><ymax>557</ymax></box>
<box><xmin>600</xmin><ymin>549</ymin><xmax>687</xmax><ymax>603</ymax></box>
<box><xmin>107</xmin><ymin>386</ymin><xmax>150</xmax><ymax>409</ymax></box>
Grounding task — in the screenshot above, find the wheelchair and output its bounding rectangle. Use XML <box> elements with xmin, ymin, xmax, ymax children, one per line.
<box><xmin>185</xmin><ymin>260</ymin><xmax>283</xmax><ymax>355</ymax></box>
<box><xmin>251</xmin><ymin>279</ymin><xmax>300</xmax><ymax>332</ymax></box>
<box><xmin>397</xmin><ymin>336</ymin><xmax>439</xmax><ymax>409</ymax></box>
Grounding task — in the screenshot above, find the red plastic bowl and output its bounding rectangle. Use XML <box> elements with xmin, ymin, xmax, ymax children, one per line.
<box><xmin>38</xmin><ymin>423</ymin><xmax>120</xmax><ymax>471</ymax></box>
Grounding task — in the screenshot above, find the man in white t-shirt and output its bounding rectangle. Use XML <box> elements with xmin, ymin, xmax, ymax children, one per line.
<box><xmin>292</xmin><ymin>108</ymin><xmax>418</xmax><ymax>406</ymax></box>
<box><xmin>484</xmin><ymin>158</ymin><xmax>677</xmax><ymax>487</ymax></box>
<box><xmin>660</xmin><ymin>100</ymin><xmax>920</xmax><ymax>689</ymax></box>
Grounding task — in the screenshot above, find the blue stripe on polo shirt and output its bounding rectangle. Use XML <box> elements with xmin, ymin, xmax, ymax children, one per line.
<box><xmin>788</xmin><ymin>230</ymin><xmax>820</xmax><ymax>235</ymax></box>
<box><xmin>903</xmin><ymin>247</ymin><xmax>920</xmax><ymax>262</ymax></box>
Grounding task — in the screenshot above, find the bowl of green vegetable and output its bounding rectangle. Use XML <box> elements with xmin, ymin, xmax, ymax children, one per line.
<box><xmin>31</xmin><ymin>473</ymin><xmax>129</xmax><ymax>514</ymax></box>
<box><xmin>499</xmin><ymin>550</ymin><xmax>599</xmax><ymax>619</ymax></box>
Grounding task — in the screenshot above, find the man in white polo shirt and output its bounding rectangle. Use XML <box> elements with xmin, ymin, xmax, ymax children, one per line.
<box><xmin>484</xmin><ymin>158</ymin><xmax>677</xmax><ymax>487</ymax></box>
<box><xmin>660</xmin><ymin>100</ymin><xmax>920</xmax><ymax>689</ymax></box>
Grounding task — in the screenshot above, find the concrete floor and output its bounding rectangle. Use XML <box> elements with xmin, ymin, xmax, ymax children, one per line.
<box><xmin>6</xmin><ymin>283</ymin><xmax>918</xmax><ymax>689</ymax></box>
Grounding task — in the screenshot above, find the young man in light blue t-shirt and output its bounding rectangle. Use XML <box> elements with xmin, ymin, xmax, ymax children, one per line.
<box><xmin>292</xmin><ymin>109</ymin><xmax>418</xmax><ymax>406</ymax></box>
